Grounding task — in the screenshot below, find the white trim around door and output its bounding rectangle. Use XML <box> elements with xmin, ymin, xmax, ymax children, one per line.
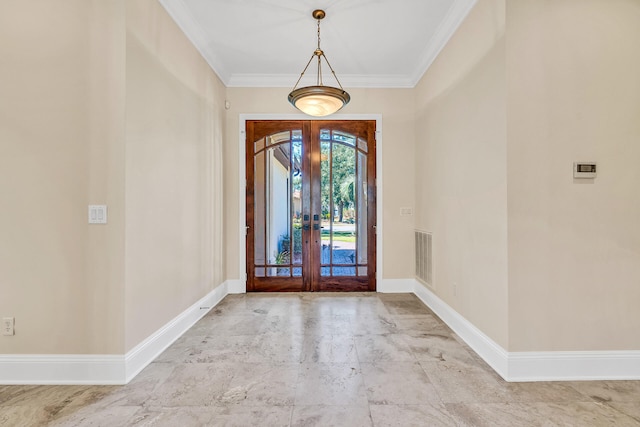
<box><xmin>238</xmin><ymin>114</ymin><xmax>383</xmax><ymax>292</ymax></box>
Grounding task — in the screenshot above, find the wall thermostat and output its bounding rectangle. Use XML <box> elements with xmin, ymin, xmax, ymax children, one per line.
<box><xmin>573</xmin><ymin>162</ymin><xmax>597</xmax><ymax>179</ymax></box>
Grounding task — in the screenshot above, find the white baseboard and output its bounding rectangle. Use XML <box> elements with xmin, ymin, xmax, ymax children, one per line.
<box><xmin>226</xmin><ymin>279</ymin><xmax>246</xmax><ymax>294</ymax></box>
<box><xmin>507</xmin><ymin>351</ymin><xmax>640</xmax><ymax>382</ymax></box>
<box><xmin>412</xmin><ymin>279</ymin><xmax>640</xmax><ymax>382</ymax></box>
<box><xmin>413</xmin><ymin>280</ymin><xmax>509</xmax><ymax>378</ymax></box>
<box><xmin>124</xmin><ymin>281</ymin><xmax>229</xmax><ymax>383</ymax></box>
<box><xmin>5</xmin><ymin>279</ymin><xmax>637</xmax><ymax>384</ymax></box>
<box><xmin>0</xmin><ymin>355</ymin><xmax>125</xmax><ymax>385</ymax></box>
<box><xmin>378</xmin><ymin>279</ymin><xmax>415</xmax><ymax>293</ymax></box>
<box><xmin>0</xmin><ymin>281</ymin><xmax>232</xmax><ymax>385</ymax></box>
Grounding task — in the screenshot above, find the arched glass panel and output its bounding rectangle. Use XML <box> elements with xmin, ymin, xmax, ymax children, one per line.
<box><xmin>253</xmin><ymin>130</ymin><xmax>301</xmax><ymax>278</ymax></box>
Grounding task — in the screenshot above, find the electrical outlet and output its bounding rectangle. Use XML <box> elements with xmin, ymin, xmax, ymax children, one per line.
<box><xmin>2</xmin><ymin>317</ymin><xmax>15</xmax><ymax>336</ymax></box>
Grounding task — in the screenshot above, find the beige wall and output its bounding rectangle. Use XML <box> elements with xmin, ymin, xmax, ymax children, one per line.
<box><xmin>2</xmin><ymin>0</ymin><xmax>638</xmax><ymax>360</ymax></box>
<box><xmin>224</xmin><ymin>87</ymin><xmax>416</xmax><ymax>283</ymax></box>
<box><xmin>0</xmin><ymin>0</ymin><xmax>127</xmax><ymax>354</ymax></box>
<box><xmin>415</xmin><ymin>0</ymin><xmax>640</xmax><ymax>352</ymax></box>
<box><xmin>507</xmin><ymin>0</ymin><xmax>640</xmax><ymax>351</ymax></box>
<box><xmin>123</xmin><ymin>0</ymin><xmax>226</xmax><ymax>351</ymax></box>
<box><xmin>414</xmin><ymin>0</ymin><xmax>509</xmax><ymax>348</ymax></box>
<box><xmin>0</xmin><ymin>0</ymin><xmax>225</xmax><ymax>355</ymax></box>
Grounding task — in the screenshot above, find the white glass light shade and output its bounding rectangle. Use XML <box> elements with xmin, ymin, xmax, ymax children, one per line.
<box><xmin>288</xmin><ymin>86</ymin><xmax>350</xmax><ymax>117</ymax></box>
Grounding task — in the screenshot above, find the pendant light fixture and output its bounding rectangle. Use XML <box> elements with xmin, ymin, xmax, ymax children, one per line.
<box><xmin>288</xmin><ymin>9</ymin><xmax>350</xmax><ymax>117</ymax></box>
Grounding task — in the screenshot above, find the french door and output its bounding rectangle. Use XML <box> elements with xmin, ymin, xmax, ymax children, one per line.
<box><xmin>246</xmin><ymin>120</ymin><xmax>376</xmax><ymax>292</ymax></box>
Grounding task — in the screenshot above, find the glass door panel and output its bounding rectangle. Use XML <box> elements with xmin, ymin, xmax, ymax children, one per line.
<box><xmin>312</xmin><ymin>121</ymin><xmax>375</xmax><ymax>291</ymax></box>
<box><xmin>319</xmin><ymin>130</ymin><xmax>358</xmax><ymax>277</ymax></box>
<box><xmin>246</xmin><ymin>120</ymin><xmax>375</xmax><ymax>292</ymax></box>
<box><xmin>247</xmin><ymin>121</ymin><xmax>308</xmax><ymax>291</ymax></box>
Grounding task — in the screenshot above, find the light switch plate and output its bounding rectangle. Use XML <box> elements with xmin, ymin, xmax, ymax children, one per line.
<box><xmin>88</xmin><ymin>205</ymin><xmax>108</xmax><ymax>224</ymax></box>
<box><xmin>2</xmin><ymin>317</ymin><xmax>14</xmax><ymax>336</ymax></box>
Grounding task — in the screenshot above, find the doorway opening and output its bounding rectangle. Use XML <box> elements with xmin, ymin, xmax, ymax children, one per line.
<box><xmin>246</xmin><ymin>120</ymin><xmax>377</xmax><ymax>292</ymax></box>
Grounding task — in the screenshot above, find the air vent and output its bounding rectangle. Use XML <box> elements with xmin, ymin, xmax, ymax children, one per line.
<box><xmin>415</xmin><ymin>230</ymin><xmax>432</xmax><ymax>286</ymax></box>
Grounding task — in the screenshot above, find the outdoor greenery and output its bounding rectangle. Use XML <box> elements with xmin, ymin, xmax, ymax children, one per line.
<box><xmin>321</xmin><ymin>230</ymin><xmax>356</xmax><ymax>243</ymax></box>
<box><xmin>291</xmin><ymin>139</ymin><xmax>359</xmax><ymax>223</ymax></box>
<box><xmin>293</xmin><ymin>227</ymin><xmax>302</xmax><ymax>254</ymax></box>
<box><xmin>321</xmin><ymin>142</ymin><xmax>356</xmax><ymax>222</ymax></box>
<box><xmin>284</xmin><ymin>139</ymin><xmax>359</xmax><ymax>257</ymax></box>
<box><xmin>274</xmin><ymin>250</ymin><xmax>290</xmax><ymax>265</ymax></box>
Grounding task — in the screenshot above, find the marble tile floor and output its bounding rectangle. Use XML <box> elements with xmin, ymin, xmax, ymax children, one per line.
<box><xmin>1</xmin><ymin>293</ymin><xmax>640</xmax><ymax>426</ymax></box>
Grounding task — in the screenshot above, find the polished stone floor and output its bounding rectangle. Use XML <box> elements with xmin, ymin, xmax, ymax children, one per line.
<box><xmin>1</xmin><ymin>293</ymin><xmax>640</xmax><ymax>426</ymax></box>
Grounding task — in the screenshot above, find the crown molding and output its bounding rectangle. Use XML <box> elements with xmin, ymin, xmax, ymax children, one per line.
<box><xmin>159</xmin><ymin>0</ymin><xmax>478</xmax><ymax>89</ymax></box>
<box><xmin>409</xmin><ymin>0</ymin><xmax>478</xmax><ymax>86</ymax></box>
<box><xmin>226</xmin><ymin>73</ymin><xmax>416</xmax><ymax>89</ymax></box>
<box><xmin>158</xmin><ymin>0</ymin><xmax>231</xmax><ymax>84</ymax></box>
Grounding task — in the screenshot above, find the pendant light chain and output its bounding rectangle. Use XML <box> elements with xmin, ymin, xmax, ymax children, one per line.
<box><xmin>317</xmin><ymin>18</ymin><xmax>322</xmax><ymax>86</ymax></box>
<box><xmin>316</xmin><ymin>15</ymin><xmax>345</xmax><ymax>91</ymax></box>
<box><xmin>290</xmin><ymin>11</ymin><xmax>346</xmax><ymax>92</ymax></box>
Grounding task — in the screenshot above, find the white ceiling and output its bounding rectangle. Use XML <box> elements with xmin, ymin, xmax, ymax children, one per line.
<box><xmin>159</xmin><ymin>0</ymin><xmax>477</xmax><ymax>88</ymax></box>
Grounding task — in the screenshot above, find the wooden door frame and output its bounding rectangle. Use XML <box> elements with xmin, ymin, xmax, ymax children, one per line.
<box><xmin>237</xmin><ymin>114</ymin><xmax>383</xmax><ymax>293</ymax></box>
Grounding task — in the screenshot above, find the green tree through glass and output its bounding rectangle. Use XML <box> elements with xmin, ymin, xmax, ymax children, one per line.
<box><xmin>321</xmin><ymin>141</ymin><xmax>355</xmax><ymax>222</ymax></box>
